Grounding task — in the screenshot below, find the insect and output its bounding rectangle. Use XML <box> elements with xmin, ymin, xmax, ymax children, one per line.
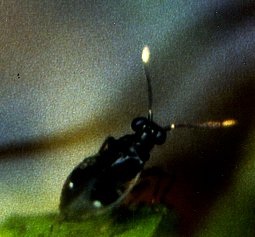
<box><xmin>59</xmin><ymin>46</ymin><xmax>236</xmax><ymax>219</ymax></box>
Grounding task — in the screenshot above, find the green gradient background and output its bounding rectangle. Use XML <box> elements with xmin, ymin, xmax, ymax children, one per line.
<box><xmin>1</xmin><ymin>0</ymin><xmax>255</xmax><ymax>236</ymax></box>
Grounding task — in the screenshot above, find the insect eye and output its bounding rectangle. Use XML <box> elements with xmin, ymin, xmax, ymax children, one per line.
<box><xmin>131</xmin><ymin>117</ymin><xmax>148</xmax><ymax>132</ymax></box>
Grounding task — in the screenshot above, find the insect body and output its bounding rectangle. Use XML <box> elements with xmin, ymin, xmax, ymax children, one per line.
<box><xmin>59</xmin><ymin>46</ymin><xmax>236</xmax><ymax>219</ymax></box>
<box><xmin>60</xmin><ymin>118</ymin><xmax>167</xmax><ymax>219</ymax></box>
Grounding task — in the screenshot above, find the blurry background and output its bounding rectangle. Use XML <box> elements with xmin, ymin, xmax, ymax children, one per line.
<box><xmin>0</xmin><ymin>0</ymin><xmax>254</xmax><ymax>236</ymax></box>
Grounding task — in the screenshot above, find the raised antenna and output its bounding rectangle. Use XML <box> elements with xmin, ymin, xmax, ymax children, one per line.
<box><xmin>142</xmin><ymin>46</ymin><xmax>153</xmax><ymax>122</ymax></box>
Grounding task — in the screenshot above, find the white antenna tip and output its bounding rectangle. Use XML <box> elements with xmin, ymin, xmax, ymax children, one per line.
<box><xmin>142</xmin><ymin>46</ymin><xmax>150</xmax><ymax>64</ymax></box>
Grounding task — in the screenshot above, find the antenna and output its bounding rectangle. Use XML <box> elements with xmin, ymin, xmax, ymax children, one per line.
<box><xmin>142</xmin><ymin>46</ymin><xmax>153</xmax><ymax>122</ymax></box>
<box><xmin>141</xmin><ymin>46</ymin><xmax>237</xmax><ymax>131</ymax></box>
<box><xmin>164</xmin><ymin>119</ymin><xmax>237</xmax><ymax>131</ymax></box>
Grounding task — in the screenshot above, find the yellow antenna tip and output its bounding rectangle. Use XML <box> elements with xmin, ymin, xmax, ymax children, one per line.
<box><xmin>142</xmin><ymin>46</ymin><xmax>150</xmax><ymax>64</ymax></box>
<box><xmin>222</xmin><ymin>119</ymin><xmax>237</xmax><ymax>127</ymax></box>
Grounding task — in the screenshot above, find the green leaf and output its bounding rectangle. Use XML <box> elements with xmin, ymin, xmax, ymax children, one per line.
<box><xmin>0</xmin><ymin>206</ymin><xmax>177</xmax><ymax>237</ymax></box>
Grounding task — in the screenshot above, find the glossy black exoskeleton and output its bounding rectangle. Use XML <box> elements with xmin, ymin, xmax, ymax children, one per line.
<box><xmin>60</xmin><ymin>117</ymin><xmax>167</xmax><ymax>219</ymax></box>
<box><xmin>59</xmin><ymin>46</ymin><xmax>236</xmax><ymax>219</ymax></box>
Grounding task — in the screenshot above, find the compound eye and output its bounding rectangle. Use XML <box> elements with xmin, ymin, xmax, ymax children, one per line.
<box><xmin>131</xmin><ymin>117</ymin><xmax>148</xmax><ymax>132</ymax></box>
<box><xmin>155</xmin><ymin>129</ymin><xmax>167</xmax><ymax>145</ymax></box>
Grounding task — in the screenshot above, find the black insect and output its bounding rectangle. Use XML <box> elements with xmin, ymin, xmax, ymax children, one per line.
<box><xmin>59</xmin><ymin>46</ymin><xmax>236</xmax><ymax>219</ymax></box>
